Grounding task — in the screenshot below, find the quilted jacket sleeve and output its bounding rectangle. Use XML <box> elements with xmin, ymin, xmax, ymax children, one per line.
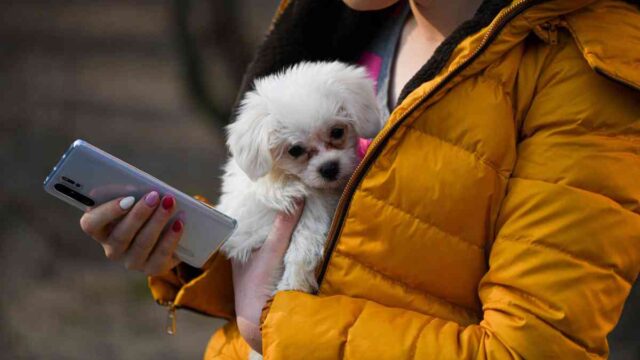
<box><xmin>259</xmin><ymin>35</ymin><xmax>640</xmax><ymax>359</ymax></box>
<box><xmin>148</xmin><ymin>249</ymin><xmax>236</xmax><ymax>320</ymax></box>
<box><xmin>148</xmin><ymin>195</ymin><xmax>236</xmax><ymax>320</ymax></box>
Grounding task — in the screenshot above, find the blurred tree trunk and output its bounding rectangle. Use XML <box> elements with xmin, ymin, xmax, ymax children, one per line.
<box><xmin>173</xmin><ymin>0</ymin><xmax>254</xmax><ymax>127</ymax></box>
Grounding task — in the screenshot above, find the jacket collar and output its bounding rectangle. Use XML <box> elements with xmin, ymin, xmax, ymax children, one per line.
<box><xmin>564</xmin><ymin>1</ymin><xmax>640</xmax><ymax>90</ymax></box>
<box><xmin>232</xmin><ymin>0</ymin><xmax>639</xmax><ymax>120</ymax></box>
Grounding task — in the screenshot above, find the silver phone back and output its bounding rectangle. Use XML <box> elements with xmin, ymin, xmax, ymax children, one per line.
<box><xmin>43</xmin><ymin>139</ymin><xmax>236</xmax><ymax>268</ymax></box>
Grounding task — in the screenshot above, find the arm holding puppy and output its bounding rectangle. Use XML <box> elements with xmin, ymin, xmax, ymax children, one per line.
<box><xmin>232</xmin><ymin>199</ymin><xmax>305</xmax><ymax>353</ymax></box>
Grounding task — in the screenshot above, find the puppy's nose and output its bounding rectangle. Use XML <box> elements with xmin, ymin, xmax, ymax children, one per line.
<box><xmin>319</xmin><ymin>161</ymin><xmax>340</xmax><ymax>181</ymax></box>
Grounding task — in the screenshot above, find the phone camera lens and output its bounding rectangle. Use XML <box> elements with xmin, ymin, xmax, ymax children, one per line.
<box><xmin>54</xmin><ymin>183</ymin><xmax>95</xmax><ymax>206</ymax></box>
<box><xmin>62</xmin><ymin>176</ymin><xmax>76</xmax><ymax>185</ymax></box>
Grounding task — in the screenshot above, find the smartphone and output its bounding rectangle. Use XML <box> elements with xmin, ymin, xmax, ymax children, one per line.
<box><xmin>43</xmin><ymin>139</ymin><xmax>237</xmax><ymax>268</ymax></box>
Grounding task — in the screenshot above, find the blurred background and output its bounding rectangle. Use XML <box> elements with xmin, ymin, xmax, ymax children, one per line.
<box><xmin>0</xmin><ymin>0</ymin><xmax>637</xmax><ymax>359</ymax></box>
<box><xmin>0</xmin><ymin>0</ymin><xmax>277</xmax><ymax>358</ymax></box>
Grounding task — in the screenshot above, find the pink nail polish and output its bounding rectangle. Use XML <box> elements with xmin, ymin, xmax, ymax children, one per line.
<box><xmin>145</xmin><ymin>191</ymin><xmax>159</xmax><ymax>207</ymax></box>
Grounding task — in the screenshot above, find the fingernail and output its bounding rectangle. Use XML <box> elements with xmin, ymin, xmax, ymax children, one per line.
<box><xmin>172</xmin><ymin>219</ymin><xmax>183</xmax><ymax>233</ymax></box>
<box><xmin>119</xmin><ymin>196</ymin><xmax>135</xmax><ymax>210</ymax></box>
<box><xmin>162</xmin><ymin>196</ymin><xmax>175</xmax><ymax>210</ymax></box>
<box><xmin>144</xmin><ymin>191</ymin><xmax>159</xmax><ymax>207</ymax></box>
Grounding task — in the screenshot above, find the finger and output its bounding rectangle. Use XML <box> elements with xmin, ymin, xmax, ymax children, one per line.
<box><xmin>168</xmin><ymin>255</ymin><xmax>182</xmax><ymax>270</ymax></box>
<box><xmin>103</xmin><ymin>192</ymin><xmax>164</xmax><ymax>260</ymax></box>
<box><xmin>123</xmin><ymin>194</ymin><xmax>177</xmax><ymax>270</ymax></box>
<box><xmin>80</xmin><ymin>196</ymin><xmax>136</xmax><ymax>242</ymax></box>
<box><xmin>144</xmin><ymin>218</ymin><xmax>184</xmax><ymax>276</ymax></box>
<box><xmin>262</xmin><ymin>198</ymin><xmax>305</xmax><ymax>254</ymax></box>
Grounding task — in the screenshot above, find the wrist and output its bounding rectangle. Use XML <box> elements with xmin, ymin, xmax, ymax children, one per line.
<box><xmin>237</xmin><ymin>316</ymin><xmax>262</xmax><ymax>353</ymax></box>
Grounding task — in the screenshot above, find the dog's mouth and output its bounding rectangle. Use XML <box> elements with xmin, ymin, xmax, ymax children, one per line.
<box><xmin>316</xmin><ymin>175</ymin><xmax>349</xmax><ymax>189</ymax></box>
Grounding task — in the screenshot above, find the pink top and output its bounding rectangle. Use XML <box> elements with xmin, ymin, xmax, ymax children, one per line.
<box><xmin>355</xmin><ymin>51</ymin><xmax>380</xmax><ymax>162</ymax></box>
<box><xmin>357</xmin><ymin>138</ymin><xmax>373</xmax><ymax>161</ymax></box>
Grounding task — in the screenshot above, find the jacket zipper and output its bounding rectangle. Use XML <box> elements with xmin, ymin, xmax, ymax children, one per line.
<box><xmin>539</xmin><ymin>18</ymin><xmax>561</xmax><ymax>45</ymax></box>
<box><xmin>167</xmin><ymin>302</ymin><xmax>177</xmax><ymax>335</ymax></box>
<box><xmin>315</xmin><ymin>0</ymin><xmax>544</xmax><ymax>288</ymax></box>
<box><xmin>158</xmin><ymin>296</ymin><xmax>233</xmax><ymax>334</ymax></box>
<box><xmin>158</xmin><ymin>300</ymin><xmax>178</xmax><ymax>335</ymax></box>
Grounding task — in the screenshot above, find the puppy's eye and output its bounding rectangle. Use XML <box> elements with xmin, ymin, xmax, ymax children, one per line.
<box><xmin>288</xmin><ymin>145</ymin><xmax>305</xmax><ymax>158</ymax></box>
<box><xmin>330</xmin><ymin>127</ymin><xmax>345</xmax><ymax>140</ymax></box>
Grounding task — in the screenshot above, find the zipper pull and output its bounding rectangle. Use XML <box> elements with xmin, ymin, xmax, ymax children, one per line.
<box><xmin>539</xmin><ymin>19</ymin><xmax>562</xmax><ymax>45</ymax></box>
<box><xmin>166</xmin><ymin>302</ymin><xmax>177</xmax><ymax>335</ymax></box>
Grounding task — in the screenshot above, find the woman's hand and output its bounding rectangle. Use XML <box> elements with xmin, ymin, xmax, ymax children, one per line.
<box><xmin>79</xmin><ymin>191</ymin><xmax>183</xmax><ymax>276</ymax></box>
<box><xmin>232</xmin><ymin>198</ymin><xmax>305</xmax><ymax>353</ymax></box>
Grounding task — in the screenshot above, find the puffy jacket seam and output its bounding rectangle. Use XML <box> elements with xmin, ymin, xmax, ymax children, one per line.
<box><xmin>536</xmin><ymin>117</ymin><xmax>640</xmax><ymax>145</ymax></box>
<box><xmin>497</xmin><ymin>236</ymin><xmax>633</xmax><ymax>285</ymax></box>
<box><xmin>510</xmin><ymin>176</ymin><xmax>640</xmax><ymax>217</ymax></box>
<box><xmin>587</xmin><ymin>52</ymin><xmax>640</xmax><ymax>66</ymax></box>
<box><xmin>482</xmin><ymin>281</ymin><xmax>609</xmax><ymax>355</ymax></box>
<box><xmin>482</xmin><ymin>282</ymin><xmax>563</xmax><ymax>316</ymax></box>
<box><xmin>588</xmin><ymin>132</ymin><xmax>640</xmax><ymax>148</ymax></box>
<box><xmin>334</xmin><ymin>249</ymin><xmax>480</xmax><ymax>314</ymax></box>
<box><xmin>572</xmin><ymin>123</ymin><xmax>640</xmax><ymax>148</ymax></box>
<box><xmin>483</xmin><ymin>289</ymin><xmax>604</xmax><ymax>358</ymax></box>
<box><xmin>338</xmin><ymin>301</ymin><xmax>367</xmax><ymax>360</ymax></box>
<box><xmin>360</xmin><ymin>189</ymin><xmax>485</xmax><ymax>251</ymax></box>
<box><xmin>404</xmin><ymin>125</ymin><xmax>510</xmax><ymax>179</ymax></box>
<box><xmin>207</xmin><ymin>341</ymin><xmax>242</xmax><ymax>360</ymax></box>
<box><xmin>479</xmin><ymin>69</ymin><xmax>516</xmax><ymax>104</ymax></box>
<box><xmin>408</xmin><ymin>317</ymin><xmax>435</xmax><ymax>359</ymax></box>
<box><xmin>207</xmin><ymin>353</ymin><xmax>238</xmax><ymax>360</ymax></box>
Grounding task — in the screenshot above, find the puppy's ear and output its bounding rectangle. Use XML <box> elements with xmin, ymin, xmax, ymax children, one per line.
<box><xmin>332</xmin><ymin>63</ymin><xmax>383</xmax><ymax>138</ymax></box>
<box><xmin>226</xmin><ymin>91</ymin><xmax>272</xmax><ymax>181</ymax></box>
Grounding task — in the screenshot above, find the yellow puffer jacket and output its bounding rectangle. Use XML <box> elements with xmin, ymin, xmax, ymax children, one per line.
<box><xmin>149</xmin><ymin>0</ymin><xmax>640</xmax><ymax>358</ymax></box>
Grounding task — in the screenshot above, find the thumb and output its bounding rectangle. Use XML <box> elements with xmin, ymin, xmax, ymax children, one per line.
<box><xmin>262</xmin><ymin>198</ymin><xmax>305</xmax><ymax>255</ymax></box>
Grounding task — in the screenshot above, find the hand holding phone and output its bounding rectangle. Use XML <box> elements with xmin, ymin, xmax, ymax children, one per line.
<box><xmin>79</xmin><ymin>192</ymin><xmax>184</xmax><ymax>275</ymax></box>
<box><xmin>44</xmin><ymin>140</ymin><xmax>237</xmax><ymax>269</ymax></box>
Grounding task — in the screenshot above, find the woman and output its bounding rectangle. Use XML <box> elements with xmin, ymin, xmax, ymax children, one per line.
<box><xmin>80</xmin><ymin>0</ymin><xmax>640</xmax><ymax>358</ymax></box>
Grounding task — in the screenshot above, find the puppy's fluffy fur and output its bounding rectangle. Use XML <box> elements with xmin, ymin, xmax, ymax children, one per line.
<box><xmin>219</xmin><ymin>61</ymin><xmax>381</xmax><ymax>293</ymax></box>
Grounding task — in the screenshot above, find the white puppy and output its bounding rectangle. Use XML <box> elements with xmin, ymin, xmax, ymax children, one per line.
<box><xmin>218</xmin><ymin>61</ymin><xmax>381</xmax><ymax>295</ymax></box>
